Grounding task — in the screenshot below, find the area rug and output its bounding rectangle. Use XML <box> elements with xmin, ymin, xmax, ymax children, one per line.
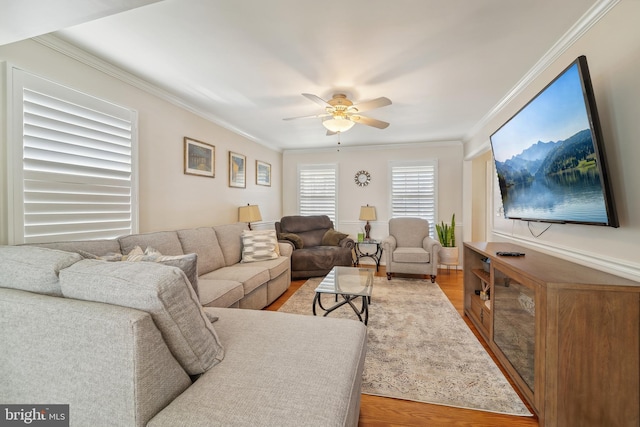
<box><xmin>277</xmin><ymin>276</ymin><xmax>532</xmax><ymax>416</ymax></box>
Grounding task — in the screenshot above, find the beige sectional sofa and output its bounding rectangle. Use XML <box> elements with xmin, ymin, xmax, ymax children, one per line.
<box><xmin>0</xmin><ymin>225</ymin><xmax>368</xmax><ymax>426</ymax></box>
<box><xmin>31</xmin><ymin>222</ymin><xmax>292</xmax><ymax>309</ymax></box>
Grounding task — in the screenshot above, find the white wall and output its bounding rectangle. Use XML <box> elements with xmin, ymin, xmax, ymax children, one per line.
<box><xmin>464</xmin><ymin>0</ymin><xmax>640</xmax><ymax>280</ymax></box>
<box><xmin>0</xmin><ymin>39</ymin><xmax>282</xmax><ymax>244</ymax></box>
<box><xmin>282</xmin><ymin>142</ymin><xmax>464</xmax><ymax>243</ymax></box>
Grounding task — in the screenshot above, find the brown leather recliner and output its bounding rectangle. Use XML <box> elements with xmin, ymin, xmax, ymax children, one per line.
<box><xmin>275</xmin><ymin>215</ymin><xmax>355</xmax><ymax>279</ymax></box>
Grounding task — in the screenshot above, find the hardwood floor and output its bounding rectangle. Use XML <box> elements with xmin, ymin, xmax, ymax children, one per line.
<box><xmin>265</xmin><ymin>266</ymin><xmax>539</xmax><ymax>427</ymax></box>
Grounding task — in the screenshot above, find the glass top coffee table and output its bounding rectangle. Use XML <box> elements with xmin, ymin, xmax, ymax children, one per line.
<box><xmin>312</xmin><ymin>266</ymin><xmax>374</xmax><ymax>325</ymax></box>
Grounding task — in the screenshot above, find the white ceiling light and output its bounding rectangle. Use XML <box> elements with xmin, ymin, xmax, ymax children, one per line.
<box><xmin>322</xmin><ymin>116</ymin><xmax>355</xmax><ymax>133</ymax></box>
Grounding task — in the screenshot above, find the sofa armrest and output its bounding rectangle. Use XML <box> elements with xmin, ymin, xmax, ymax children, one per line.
<box><xmin>338</xmin><ymin>237</ymin><xmax>355</xmax><ymax>250</ymax></box>
<box><xmin>278</xmin><ymin>241</ymin><xmax>294</xmax><ymax>257</ymax></box>
<box><xmin>0</xmin><ymin>288</ymin><xmax>191</xmax><ymax>427</ymax></box>
<box><xmin>423</xmin><ymin>237</ymin><xmax>442</xmax><ymax>265</ymax></box>
<box><xmin>381</xmin><ymin>236</ymin><xmax>397</xmax><ymax>251</ymax></box>
<box><xmin>381</xmin><ymin>236</ymin><xmax>397</xmax><ymax>265</ymax></box>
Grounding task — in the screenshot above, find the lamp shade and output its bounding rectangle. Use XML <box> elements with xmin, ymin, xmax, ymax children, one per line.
<box><xmin>359</xmin><ymin>205</ymin><xmax>376</xmax><ymax>221</ymax></box>
<box><xmin>238</xmin><ymin>204</ymin><xmax>262</xmax><ymax>223</ymax></box>
<box><xmin>322</xmin><ymin>117</ymin><xmax>355</xmax><ymax>133</ymax></box>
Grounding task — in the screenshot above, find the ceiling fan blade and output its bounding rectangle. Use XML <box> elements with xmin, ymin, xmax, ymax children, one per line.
<box><xmin>350</xmin><ymin>115</ymin><xmax>390</xmax><ymax>129</ymax></box>
<box><xmin>283</xmin><ymin>112</ymin><xmax>331</xmax><ymax>121</ymax></box>
<box><xmin>351</xmin><ymin>97</ymin><xmax>392</xmax><ymax>113</ymax></box>
<box><xmin>302</xmin><ymin>93</ymin><xmax>331</xmax><ymax>108</ymax></box>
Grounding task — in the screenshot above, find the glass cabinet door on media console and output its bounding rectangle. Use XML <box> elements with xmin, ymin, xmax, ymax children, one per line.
<box><xmin>492</xmin><ymin>266</ymin><xmax>536</xmax><ymax>394</ymax></box>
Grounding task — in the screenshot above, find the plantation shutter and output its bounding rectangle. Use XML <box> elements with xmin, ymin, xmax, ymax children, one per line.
<box><xmin>298</xmin><ymin>164</ymin><xmax>337</xmax><ymax>223</ymax></box>
<box><xmin>390</xmin><ymin>161</ymin><xmax>437</xmax><ymax>237</ymax></box>
<box><xmin>9</xmin><ymin>68</ymin><xmax>137</xmax><ymax>244</ymax></box>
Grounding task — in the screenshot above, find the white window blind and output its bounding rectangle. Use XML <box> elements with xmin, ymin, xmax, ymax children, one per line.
<box><xmin>390</xmin><ymin>161</ymin><xmax>437</xmax><ymax>236</ymax></box>
<box><xmin>9</xmin><ymin>69</ymin><xmax>138</xmax><ymax>244</ymax></box>
<box><xmin>298</xmin><ymin>164</ymin><xmax>337</xmax><ymax>223</ymax></box>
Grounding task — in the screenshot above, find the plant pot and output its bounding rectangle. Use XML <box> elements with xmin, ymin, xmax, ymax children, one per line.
<box><xmin>439</xmin><ymin>246</ymin><xmax>459</xmax><ymax>266</ymax></box>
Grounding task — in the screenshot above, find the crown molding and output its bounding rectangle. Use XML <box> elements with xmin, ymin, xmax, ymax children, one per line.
<box><xmin>32</xmin><ymin>34</ymin><xmax>283</xmax><ymax>152</ymax></box>
<box><xmin>283</xmin><ymin>139</ymin><xmax>462</xmax><ymax>155</ymax></box>
<box><xmin>463</xmin><ymin>0</ymin><xmax>620</xmax><ymax>145</ymax></box>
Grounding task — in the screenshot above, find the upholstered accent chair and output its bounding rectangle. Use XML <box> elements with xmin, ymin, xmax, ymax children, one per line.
<box><xmin>275</xmin><ymin>215</ymin><xmax>355</xmax><ymax>279</ymax></box>
<box><xmin>381</xmin><ymin>217</ymin><xmax>442</xmax><ymax>283</ymax></box>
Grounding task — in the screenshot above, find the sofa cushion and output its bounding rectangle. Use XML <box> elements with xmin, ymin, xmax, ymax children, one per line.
<box><xmin>237</xmin><ymin>256</ymin><xmax>289</xmax><ymax>280</ymax></box>
<box><xmin>392</xmin><ymin>247</ymin><xmax>430</xmax><ymax>263</ymax></box>
<box><xmin>177</xmin><ymin>227</ymin><xmax>225</xmax><ymax>275</ymax></box>
<box><xmin>60</xmin><ymin>259</ymin><xmax>224</xmax><ymax>375</ymax></box>
<box><xmin>148</xmin><ymin>308</ymin><xmax>367</xmax><ymax>427</ymax></box>
<box><xmin>0</xmin><ymin>246</ymin><xmax>82</xmax><ymax>296</ymax></box>
<box><xmin>201</xmin><ymin>265</ymin><xmax>270</xmax><ymax>296</ymax></box>
<box><xmin>198</xmin><ymin>278</ymin><xmax>244</xmax><ymax>308</ymax></box>
<box><xmin>297</xmin><ymin>229</ymin><xmax>328</xmax><ymax>248</ymax></box>
<box><xmin>213</xmin><ymin>223</ymin><xmax>246</xmax><ymax>266</ymax></box>
<box><xmin>118</xmin><ymin>231</ymin><xmax>184</xmax><ymax>257</ymax></box>
<box><xmin>389</xmin><ymin>217</ymin><xmax>431</xmax><ymax>248</ymax></box>
<box><xmin>291</xmin><ymin>246</ymin><xmax>353</xmax><ymax>274</ymax></box>
<box><xmin>241</xmin><ymin>230</ymin><xmax>279</xmax><ymax>263</ymax></box>
<box><xmin>277</xmin><ymin>215</ymin><xmax>336</xmax><ymax>247</ymax></box>
<box><xmin>28</xmin><ymin>239</ymin><xmax>122</xmax><ymax>257</ymax></box>
<box><xmin>278</xmin><ymin>215</ymin><xmax>334</xmax><ymax>233</ymax></box>
<box><xmin>322</xmin><ymin>229</ymin><xmax>349</xmax><ymax>246</ymax></box>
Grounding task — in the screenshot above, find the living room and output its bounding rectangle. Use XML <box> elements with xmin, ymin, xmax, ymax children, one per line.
<box><xmin>1</xmin><ymin>1</ymin><xmax>640</xmax><ymax>426</ymax></box>
<box><xmin>1</xmin><ymin>1</ymin><xmax>638</xmax><ymax>282</ymax></box>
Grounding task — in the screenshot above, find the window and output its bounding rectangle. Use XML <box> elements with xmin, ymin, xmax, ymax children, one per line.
<box><xmin>389</xmin><ymin>160</ymin><xmax>437</xmax><ymax>236</ymax></box>
<box><xmin>297</xmin><ymin>164</ymin><xmax>337</xmax><ymax>223</ymax></box>
<box><xmin>8</xmin><ymin>68</ymin><xmax>138</xmax><ymax>244</ymax></box>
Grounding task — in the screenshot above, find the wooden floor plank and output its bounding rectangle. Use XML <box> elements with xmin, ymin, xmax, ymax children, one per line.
<box><xmin>265</xmin><ymin>265</ymin><xmax>539</xmax><ymax>427</ymax></box>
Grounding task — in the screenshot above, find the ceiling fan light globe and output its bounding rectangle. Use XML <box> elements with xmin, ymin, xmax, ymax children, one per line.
<box><xmin>322</xmin><ymin>117</ymin><xmax>355</xmax><ymax>133</ymax></box>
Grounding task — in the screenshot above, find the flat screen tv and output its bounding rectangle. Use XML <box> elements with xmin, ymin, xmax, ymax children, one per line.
<box><xmin>490</xmin><ymin>56</ymin><xmax>618</xmax><ymax>227</ymax></box>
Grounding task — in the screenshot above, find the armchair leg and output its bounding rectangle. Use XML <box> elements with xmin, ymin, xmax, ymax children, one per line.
<box><xmin>386</xmin><ymin>272</ymin><xmax>392</xmax><ymax>280</ymax></box>
<box><xmin>430</xmin><ymin>275</ymin><xmax>436</xmax><ymax>283</ymax></box>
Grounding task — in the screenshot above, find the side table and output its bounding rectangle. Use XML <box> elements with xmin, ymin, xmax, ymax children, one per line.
<box><xmin>353</xmin><ymin>240</ymin><xmax>382</xmax><ymax>271</ymax></box>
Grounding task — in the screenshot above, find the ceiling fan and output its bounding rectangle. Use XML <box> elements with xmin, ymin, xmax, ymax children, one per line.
<box><xmin>284</xmin><ymin>93</ymin><xmax>392</xmax><ymax>134</ymax></box>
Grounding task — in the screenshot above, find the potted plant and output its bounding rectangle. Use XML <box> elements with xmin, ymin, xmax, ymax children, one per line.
<box><xmin>436</xmin><ymin>213</ymin><xmax>458</xmax><ymax>266</ymax></box>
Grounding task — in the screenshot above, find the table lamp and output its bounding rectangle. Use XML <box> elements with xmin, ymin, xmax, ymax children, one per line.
<box><xmin>238</xmin><ymin>204</ymin><xmax>262</xmax><ymax>230</ymax></box>
<box><xmin>359</xmin><ymin>205</ymin><xmax>376</xmax><ymax>240</ymax></box>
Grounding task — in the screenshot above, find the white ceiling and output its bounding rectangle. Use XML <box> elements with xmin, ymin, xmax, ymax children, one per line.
<box><xmin>16</xmin><ymin>0</ymin><xmax>603</xmax><ymax>150</ymax></box>
<box><xmin>0</xmin><ymin>0</ymin><xmax>162</xmax><ymax>45</ymax></box>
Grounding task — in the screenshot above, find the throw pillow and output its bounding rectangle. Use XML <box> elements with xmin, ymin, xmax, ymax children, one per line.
<box><xmin>0</xmin><ymin>246</ymin><xmax>82</xmax><ymax>296</ymax></box>
<box><xmin>124</xmin><ymin>245</ymin><xmax>144</xmax><ymax>261</ymax></box>
<box><xmin>60</xmin><ymin>259</ymin><xmax>224</xmax><ymax>375</ymax></box>
<box><xmin>77</xmin><ymin>250</ymin><xmax>125</xmax><ymax>262</ymax></box>
<box><xmin>322</xmin><ymin>229</ymin><xmax>349</xmax><ymax>246</ymax></box>
<box><xmin>126</xmin><ymin>246</ymin><xmax>199</xmax><ymax>297</ymax></box>
<box><xmin>279</xmin><ymin>232</ymin><xmax>304</xmax><ymax>249</ymax></box>
<box><xmin>241</xmin><ymin>230</ymin><xmax>279</xmax><ymax>263</ymax></box>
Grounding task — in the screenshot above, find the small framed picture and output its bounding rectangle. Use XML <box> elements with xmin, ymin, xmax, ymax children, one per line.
<box><xmin>229</xmin><ymin>151</ymin><xmax>246</xmax><ymax>188</ymax></box>
<box><xmin>184</xmin><ymin>137</ymin><xmax>215</xmax><ymax>178</ymax></box>
<box><xmin>256</xmin><ymin>160</ymin><xmax>271</xmax><ymax>186</ymax></box>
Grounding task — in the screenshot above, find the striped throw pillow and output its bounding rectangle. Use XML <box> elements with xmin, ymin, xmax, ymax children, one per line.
<box><xmin>241</xmin><ymin>230</ymin><xmax>279</xmax><ymax>263</ymax></box>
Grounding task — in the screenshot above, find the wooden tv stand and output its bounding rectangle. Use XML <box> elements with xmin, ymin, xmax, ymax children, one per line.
<box><xmin>463</xmin><ymin>242</ymin><xmax>640</xmax><ymax>427</ymax></box>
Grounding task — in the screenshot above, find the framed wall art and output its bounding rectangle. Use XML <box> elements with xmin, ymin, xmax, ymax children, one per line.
<box><xmin>184</xmin><ymin>137</ymin><xmax>215</xmax><ymax>178</ymax></box>
<box><xmin>256</xmin><ymin>160</ymin><xmax>271</xmax><ymax>186</ymax></box>
<box><xmin>229</xmin><ymin>151</ymin><xmax>246</xmax><ymax>188</ymax></box>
